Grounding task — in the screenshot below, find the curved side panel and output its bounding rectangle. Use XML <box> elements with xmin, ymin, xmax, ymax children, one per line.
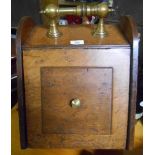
<box><xmin>16</xmin><ymin>16</ymin><xmax>36</xmax><ymax>149</ymax></box>
<box><xmin>120</xmin><ymin>15</ymin><xmax>140</xmax><ymax>150</ymax></box>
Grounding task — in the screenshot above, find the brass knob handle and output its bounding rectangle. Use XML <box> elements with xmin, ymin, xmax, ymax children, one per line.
<box><xmin>71</xmin><ymin>99</ymin><xmax>81</xmax><ymax>108</ymax></box>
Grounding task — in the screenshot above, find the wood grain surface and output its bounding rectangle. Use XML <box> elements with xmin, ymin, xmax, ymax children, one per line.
<box><xmin>12</xmin><ymin>105</ymin><xmax>143</xmax><ymax>155</ymax></box>
<box><xmin>23</xmin><ymin>48</ymin><xmax>130</xmax><ymax>148</ymax></box>
<box><xmin>41</xmin><ymin>67</ymin><xmax>112</xmax><ymax>135</ymax></box>
<box><xmin>16</xmin><ymin>16</ymin><xmax>139</xmax><ymax>149</ymax></box>
<box><xmin>23</xmin><ymin>24</ymin><xmax>129</xmax><ymax>48</ymax></box>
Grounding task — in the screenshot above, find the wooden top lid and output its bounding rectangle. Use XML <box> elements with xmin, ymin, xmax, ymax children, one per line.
<box><xmin>23</xmin><ymin>24</ymin><xmax>129</xmax><ymax>48</ymax></box>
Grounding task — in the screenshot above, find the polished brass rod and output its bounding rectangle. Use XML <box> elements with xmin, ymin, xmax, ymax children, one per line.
<box><xmin>59</xmin><ymin>8</ymin><xmax>77</xmax><ymax>16</ymax></box>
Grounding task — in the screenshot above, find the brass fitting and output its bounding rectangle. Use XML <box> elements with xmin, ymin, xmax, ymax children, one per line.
<box><xmin>40</xmin><ymin>2</ymin><xmax>114</xmax><ymax>38</ymax></box>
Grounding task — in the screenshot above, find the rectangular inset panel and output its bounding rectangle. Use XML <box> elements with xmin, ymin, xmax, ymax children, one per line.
<box><xmin>41</xmin><ymin>67</ymin><xmax>113</xmax><ymax>135</ymax></box>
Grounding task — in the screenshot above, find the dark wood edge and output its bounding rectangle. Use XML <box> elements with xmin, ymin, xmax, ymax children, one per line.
<box><xmin>16</xmin><ymin>16</ymin><xmax>36</xmax><ymax>149</ymax></box>
<box><xmin>23</xmin><ymin>44</ymin><xmax>130</xmax><ymax>50</ymax></box>
<box><xmin>120</xmin><ymin>15</ymin><xmax>140</xmax><ymax>150</ymax></box>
